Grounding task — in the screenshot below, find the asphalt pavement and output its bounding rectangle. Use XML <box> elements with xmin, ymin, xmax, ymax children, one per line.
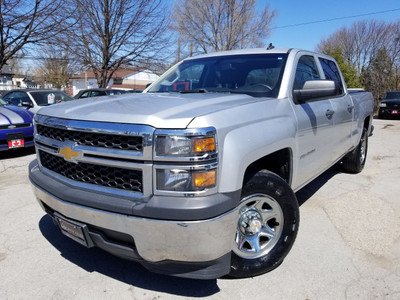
<box><xmin>0</xmin><ymin>118</ymin><xmax>399</xmax><ymax>300</ymax></box>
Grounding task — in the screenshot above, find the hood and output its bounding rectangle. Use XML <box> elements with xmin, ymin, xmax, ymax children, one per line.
<box><xmin>36</xmin><ymin>92</ymin><xmax>265</xmax><ymax>129</ymax></box>
<box><xmin>0</xmin><ymin>105</ymin><xmax>33</xmax><ymax>126</ymax></box>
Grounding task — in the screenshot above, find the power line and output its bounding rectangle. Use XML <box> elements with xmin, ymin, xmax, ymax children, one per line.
<box><xmin>271</xmin><ymin>8</ymin><xmax>400</xmax><ymax>30</ymax></box>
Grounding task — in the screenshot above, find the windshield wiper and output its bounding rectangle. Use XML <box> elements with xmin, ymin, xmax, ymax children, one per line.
<box><xmin>179</xmin><ymin>89</ymin><xmax>207</xmax><ymax>94</ymax></box>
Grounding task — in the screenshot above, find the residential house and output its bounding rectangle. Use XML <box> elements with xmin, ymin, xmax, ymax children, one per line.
<box><xmin>0</xmin><ymin>65</ymin><xmax>14</xmax><ymax>91</ymax></box>
<box><xmin>12</xmin><ymin>75</ymin><xmax>38</xmax><ymax>89</ymax></box>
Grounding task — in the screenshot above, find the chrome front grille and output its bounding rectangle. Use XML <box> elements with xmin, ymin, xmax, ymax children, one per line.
<box><xmin>34</xmin><ymin>115</ymin><xmax>154</xmax><ymax>197</ymax></box>
<box><xmin>39</xmin><ymin>150</ymin><xmax>143</xmax><ymax>192</ymax></box>
<box><xmin>37</xmin><ymin>124</ymin><xmax>143</xmax><ymax>151</ymax></box>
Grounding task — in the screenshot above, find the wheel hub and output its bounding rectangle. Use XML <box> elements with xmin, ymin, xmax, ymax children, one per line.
<box><xmin>239</xmin><ymin>210</ymin><xmax>263</xmax><ymax>235</ymax></box>
<box><xmin>234</xmin><ymin>194</ymin><xmax>285</xmax><ymax>259</ymax></box>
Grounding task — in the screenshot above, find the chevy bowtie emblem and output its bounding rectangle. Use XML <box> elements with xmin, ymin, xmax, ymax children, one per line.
<box><xmin>59</xmin><ymin>146</ymin><xmax>80</xmax><ymax>161</ymax></box>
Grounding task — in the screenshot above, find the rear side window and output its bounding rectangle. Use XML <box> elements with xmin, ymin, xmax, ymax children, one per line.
<box><xmin>319</xmin><ymin>58</ymin><xmax>344</xmax><ymax>95</ymax></box>
<box><xmin>294</xmin><ymin>55</ymin><xmax>320</xmax><ymax>90</ymax></box>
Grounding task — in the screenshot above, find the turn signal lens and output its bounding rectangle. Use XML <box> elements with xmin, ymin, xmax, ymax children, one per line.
<box><xmin>192</xmin><ymin>137</ymin><xmax>216</xmax><ymax>153</ymax></box>
<box><xmin>156</xmin><ymin>169</ymin><xmax>217</xmax><ymax>191</ymax></box>
<box><xmin>192</xmin><ymin>170</ymin><xmax>216</xmax><ymax>188</ymax></box>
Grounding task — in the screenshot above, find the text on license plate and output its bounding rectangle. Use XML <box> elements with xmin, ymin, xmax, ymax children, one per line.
<box><xmin>55</xmin><ymin>216</ymin><xmax>89</xmax><ymax>247</ymax></box>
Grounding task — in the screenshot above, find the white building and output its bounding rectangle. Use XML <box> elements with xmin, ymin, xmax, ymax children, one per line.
<box><xmin>0</xmin><ymin>65</ymin><xmax>14</xmax><ymax>90</ymax></box>
<box><xmin>12</xmin><ymin>76</ymin><xmax>38</xmax><ymax>89</ymax></box>
<box><xmin>70</xmin><ymin>68</ymin><xmax>159</xmax><ymax>96</ymax></box>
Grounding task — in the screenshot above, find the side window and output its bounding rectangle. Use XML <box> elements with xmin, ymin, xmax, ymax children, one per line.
<box><xmin>294</xmin><ymin>55</ymin><xmax>320</xmax><ymax>90</ymax></box>
<box><xmin>319</xmin><ymin>58</ymin><xmax>344</xmax><ymax>95</ymax></box>
<box><xmin>79</xmin><ymin>91</ymin><xmax>90</xmax><ymax>98</ymax></box>
<box><xmin>91</xmin><ymin>91</ymin><xmax>106</xmax><ymax>97</ymax></box>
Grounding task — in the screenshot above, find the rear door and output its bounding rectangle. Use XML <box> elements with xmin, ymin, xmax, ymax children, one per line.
<box><xmin>318</xmin><ymin>57</ymin><xmax>354</xmax><ymax>161</ymax></box>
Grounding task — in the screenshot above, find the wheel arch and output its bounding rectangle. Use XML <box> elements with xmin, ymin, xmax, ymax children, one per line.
<box><xmin>364</xmin><ymin>115</ymin><xmax>372</xmax><ymax>134</ymax></box>
<box><xmin>242</xmin><ymin>148</ymin><xmax>293</xmax><ymax>187</ymax></box>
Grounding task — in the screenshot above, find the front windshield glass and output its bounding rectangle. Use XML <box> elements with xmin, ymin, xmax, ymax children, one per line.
<box><xmin>148</xmin><ymin>54</ymin><xmax>288</xmax><ymax>98</ymax></box>
<box><xmin>0</xmin><ymin>98</ymin><xmax>6</xmax><ymax>106</ymax></box>
<box><xmin>385</xmin><ymin>92</ymin><xmax>400</xmax><ymax>99</ymax></box>
<box><xmin>30</xmin><ymin>91</ymin><xmax>73</xmax><ymax>106</ymax></box>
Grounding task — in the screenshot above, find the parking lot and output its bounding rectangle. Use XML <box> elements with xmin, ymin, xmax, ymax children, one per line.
<box><xmin>0</xmin><ymin>118</ymin><xmax>399</xmax><ymax>300</ymax></box>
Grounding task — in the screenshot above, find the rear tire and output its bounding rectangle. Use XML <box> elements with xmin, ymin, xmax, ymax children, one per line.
<box><xmin>229</xmin><ymin>170</ymin><xmax>299</xmax><ymax>278</ymax></box>
<box><xmin>342</xmin><ymin>128</ymin><xmax>368</xmax><ymax>173</ymax></box>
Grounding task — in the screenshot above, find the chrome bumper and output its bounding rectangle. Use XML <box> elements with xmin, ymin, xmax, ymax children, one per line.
<box><xmin>31</xmin><ymin>179</ymin><xmax>238</xmax><ymax>263</ymax></box>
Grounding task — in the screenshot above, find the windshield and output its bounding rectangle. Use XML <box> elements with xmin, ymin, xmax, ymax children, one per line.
<box><xmin>384</xmin><ymin>92</ymin><xmax>400</xmax><ymax>100</ymax></box>
<box><xmin>0</xmin><ymin>98</ymin><xmax>6</xmax><ymax>106</ymax></box>
<box><xmin>148</xmin><ymin>54</ymin><xmax>288</xmax><ymax>98</ymax></box>
<box><xmin>30</xmin><ymin>91</ymin><xmax>73</xmax><ymax>106</ymax></box>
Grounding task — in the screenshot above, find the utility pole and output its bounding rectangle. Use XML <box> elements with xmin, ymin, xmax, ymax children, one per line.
<box><xmin>178</xmin><ymin>39</ymin><xmax>181</xmax><ymax>62</ymax></box>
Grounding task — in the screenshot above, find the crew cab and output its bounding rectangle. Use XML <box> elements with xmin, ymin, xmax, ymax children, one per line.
<box><xmin>29</xmin><ymin>48</ymin><xmax>374</xmax><ymax>279</ymax></box>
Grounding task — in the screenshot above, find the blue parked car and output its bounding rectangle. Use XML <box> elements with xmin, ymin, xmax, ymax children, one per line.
<box><xmin>0</xmin><ymin>98</ymin><xmax>34</xmax><ymax>151</ymax></box>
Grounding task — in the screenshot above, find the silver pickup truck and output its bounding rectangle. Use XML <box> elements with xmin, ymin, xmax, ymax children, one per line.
<box><xmin>29</xmin><ymin>48</ymin><xmax>374</xmax><ymax>279</ymax></box>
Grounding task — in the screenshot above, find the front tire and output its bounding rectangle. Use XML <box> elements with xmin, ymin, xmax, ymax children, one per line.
<box><xmin>229</xmin><ymin>170</ymin><xmax>299</xmax><ymax>278</ymax></box>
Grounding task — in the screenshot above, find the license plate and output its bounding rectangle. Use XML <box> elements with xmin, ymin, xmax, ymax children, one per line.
<box><xmin>7</xmin><ymin>132</ymin><xmax>24</xmax><ymax>149</ymax></box>
<box><xmin>8</xmin><ymin>139</ymin><xmax>24</xmax><ymax>148</ymax></box>
<box><xmin>54</xmin><ymin>214</ymin><xmax>90</xmax><ymax>247</ymax></box>
<box><xmin>392</xmin><ymin>110</ymin><xmax>398</xmax><ymax>114</ymax></box>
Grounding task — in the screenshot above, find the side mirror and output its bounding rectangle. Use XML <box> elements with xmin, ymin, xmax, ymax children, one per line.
<box><xmin>293</xmin><ymin>80</ymin><xmax>337</xmax><ymax>103</ymax></box>
<box><xmin>21</xmin><ymin>101</ymin><xmax>33</xmax><ymax>108</ymax></box>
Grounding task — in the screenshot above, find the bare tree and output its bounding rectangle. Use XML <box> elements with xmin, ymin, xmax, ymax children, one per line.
<box><xmin>68</xmin><ymin>0</ymin><xmax>170</xmax><ymax>88</ymax></box>
<box><xmin>34</xmin><ymin>46</ymin><xmax>79</xmax><ymax>89</ymax></box>
<box><xmin>316</xmin><ymin>20</ymin><xmax>396</xmax><ymax>74</ymax></box>
<box><xmin>171</xmin><ymin>0</ymin><xmax>276</xmax><ymax>55</ymax></box>
<box><xmin>317</xmin><ymin>20</ymin><xmax>400</xmax><ymax>111</ymax></box>
<box><xmin>0</xmin><ymin>0</ymin><xmax>74</xmax><ymax>70</ymax></box>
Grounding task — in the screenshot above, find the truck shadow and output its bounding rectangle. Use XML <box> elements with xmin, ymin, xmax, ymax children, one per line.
<box><xmin>0</xmin><ymin>147</ymin><xmax>35</xmax><ymax>159</ymax></box>
<box><xmin>39</xmin><ymin>215</ymin><xmax>220</xmax><ymax>297</ymax></box>
<box><xmin>295</xmin><ymin>162</ymin><xmax>342</xmax><ymax>206</ymax></box>
<box><xmin>37</xmin><ymin>163</ymin><xmax>343</xmax><ymax>296</ymax></box>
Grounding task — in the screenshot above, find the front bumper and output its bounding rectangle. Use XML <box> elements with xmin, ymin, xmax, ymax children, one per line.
<box><xmin>29</xmin><ymin>161</ymin><xmax>238</xmax><ymax>279</ymax></box>
<box><xmin>379</xmin><ymin>107</ymin><xmax>400</xmax><ymax>118</ymax></box>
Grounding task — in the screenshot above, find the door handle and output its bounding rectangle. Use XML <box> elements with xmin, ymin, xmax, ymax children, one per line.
<box><xmin>347</xmin><ymin>105</ymin><xmax>355</xmax><ymax>113</ymax></box>
<box><xmin>325</xmin><ymin>109</ymin><xmax>335</xmax><ymax>119</ymax></box>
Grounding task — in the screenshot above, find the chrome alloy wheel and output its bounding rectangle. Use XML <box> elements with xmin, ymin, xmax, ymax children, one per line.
<box><xmin>233</xmin><ymin>194</ymin><xmax>284</xmax><ymax>259</ymax></box>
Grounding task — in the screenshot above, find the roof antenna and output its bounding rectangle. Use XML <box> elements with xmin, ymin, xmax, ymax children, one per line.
<box><xmin>267</xmin><ymin>43</ymin><xmax>275</xmax><ymax>50</ymax></box>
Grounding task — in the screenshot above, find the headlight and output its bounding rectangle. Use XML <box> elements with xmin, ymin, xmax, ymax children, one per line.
<box><xmin>154</xmin><ymin>128</ymin><xmax>218</xmax><ymax>195</ymax></box>
<box><xmin>155</xmin><ymin>128</ymin><xmax>217</xmax><ymax>158</ymax></box>
<box><xmin>380</xmin><ymin>103</ymin><xmax>387</xmax><ymax>107</ymax></box>
<box><xmin>156</xmin><ymin>168</ymin><xmax>216</xmax><ymax>192</ymax></box>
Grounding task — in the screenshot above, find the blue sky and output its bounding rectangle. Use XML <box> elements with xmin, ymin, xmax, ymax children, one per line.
<box><xmin>265</xmin><ymin>0</ymin><xmax>400</xmax><ymax>50</ymax></box>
